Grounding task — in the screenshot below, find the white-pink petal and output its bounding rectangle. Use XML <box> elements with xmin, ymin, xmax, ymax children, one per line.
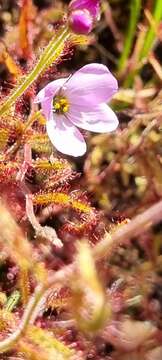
<box><xmin>34</xmin><ymin>78</ymin><xmax>68</xmax><ymax>119</ymax></box>
<box><xmin>64</xmin><ymin>63</ymin><xmax>118</xmax><ymax>107</ymax></box>
<box><xmin>34</xmin><ymin>78</ymin><xmax>68</xmax><ymax>103</ymax></box>
<box><xmin>68</xmin><ymin>103</ymin><xmax>119</xmax><ymax>133</ymax></box>
<box><xmin>46</xmin><ymin>117</ymin><xmax>86</xmax><ymax>157</ymax></box>
<box><xmin>34</xmin><ymin>63</ymin><xmax>119</xmax><ymax>157</ymax></box>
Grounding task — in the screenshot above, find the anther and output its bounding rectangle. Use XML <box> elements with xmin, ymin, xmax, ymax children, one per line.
<box><xmin>53</xmin><ymin>96</ymin><xmax>69</xmax><ymax>114</ymax></box>
<box><xmin>63</xmin><ymin>105</ymin><xmax>69</xmax><ymax>113</ymax></box>
<box><xmin>54</xmin><ymin>102</ymin><xmax>61</xmax><ymax>110</ymax></box>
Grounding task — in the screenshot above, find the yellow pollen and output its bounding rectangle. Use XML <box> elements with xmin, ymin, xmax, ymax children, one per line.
<box><xmin>54</xmin><ymin>102</ymin><xmax>61</xmax><ymax>110</ymax></box>
<box><xmin>60</xmin><ymin>99</ymin><xmax>67</xmax><ymax>105</ymax></box>
<box><xmin>62</xmin><ymin>105</ymin><xmax>69</xmax><ymax>113</ymax></box>
<box><xmin>53</xmin><ymin>96</ymin><xmax>69</xmax><ymax>114</ymax></box>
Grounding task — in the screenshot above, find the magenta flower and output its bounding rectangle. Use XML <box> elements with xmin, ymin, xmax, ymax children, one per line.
<box><xmin>68</xmin><ymin>9</ymin><xmax>93</xmax><ymax>34</ymax></box>
<box><xmin>69</xmin><ymin>0</ymin><xmax>100</xmax><ymax>19</ymax></box>
<box><xmin>35</xmin><ymin>63</ymin><xmax>118</xmax><ymax>157</ymax></box>
<box><xmin>68</xmin><ymin>0</ymin><xmax>100</xmax><ymax>34</ymax></box>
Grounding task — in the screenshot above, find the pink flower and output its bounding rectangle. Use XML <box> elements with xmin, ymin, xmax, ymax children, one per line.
<box><xmin>35</xmin><ymin>63</ymin><xmax>118</xmax><ymax>157</ymax></box>
<box><xmin>68</xmin><ymin>9</ymin><xmax>93</xmax><ymax>34</ymax></box>
<box><xmin>68</xmin><ymin>0</ymin><xmax>100</xmax><ymax>34</ymax></box>
<box><xmin>69</xmin><ymin>0</ymin><xmax>100</xmax><ymax>19</ymax></box>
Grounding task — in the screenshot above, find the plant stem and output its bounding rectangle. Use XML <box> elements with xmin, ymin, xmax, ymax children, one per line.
<box><xmin>0</xmin><ymin>265</ymin><xmax>74</xmax><ymax>353</ymax></box>
<box><xmin>94</xmin><ymin>199</ymin><xmax>162</xmax><ymax>260</ymax></box>
<box><xmin>140</xmin><ymin>0</ymin><xmax>162</xmax><ymax>60</ymax></box>
<box><xmin>118</xmin><ymin>0</ymin><xmax>141</xmax><ymax>73</ymax></box>
<box><xmin>0</xmin><ymin>27</ymin><xmax>70</xmax><ymax>117</ymax></box>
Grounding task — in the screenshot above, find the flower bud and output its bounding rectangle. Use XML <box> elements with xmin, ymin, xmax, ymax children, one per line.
<box><xmin>69</xmin><ymin>9</ymin><xmax>93</xmax><ymax>34</ymax></box>
<box><xmin>69</xmin><ymin>0</ymin><xmax>100</xmax><ymax>20</ymax></box>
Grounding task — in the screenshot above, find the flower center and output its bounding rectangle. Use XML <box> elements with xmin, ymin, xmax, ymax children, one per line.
<box><xmin>53</xmin><ymin>96</ymin><xmax>69</xmax><ymax>114</ymax></box>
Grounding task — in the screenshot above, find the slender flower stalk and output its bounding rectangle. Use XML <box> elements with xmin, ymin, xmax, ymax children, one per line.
<box><xmin>94</xmin><ymin>199</ymin><xmax>162</xmax><ymax>261</ymax></box>
<box><xmin>0</xmin><ymin>27</ymin><xmax>70</xmax><ymax>117</ymax></box>
<box><xmin>139</xmin><ymin>0</ymin><xmax>162</xmax><ymax>60</ymax></box>
<box><xmin>0</xmin><ymin>264</ymin><xmax>74</xmax><ymax>353</ymax></box>
<box><xmin>118</xmin><ymin>0</ymin><xmax>141</xmax><ymax>72</ymax></box>
<box><xmin>0</xmin><ymin>1</ymin><xmax>101</xmax><ymax>117</ymax></box>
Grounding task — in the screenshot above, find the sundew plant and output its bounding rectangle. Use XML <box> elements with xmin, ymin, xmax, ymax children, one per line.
<box><xmin>0</xmin><ymin>0</ymin><xmax>162</xmax><ymax>359</ymax></box>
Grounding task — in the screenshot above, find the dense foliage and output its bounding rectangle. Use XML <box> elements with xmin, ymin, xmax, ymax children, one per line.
<box><xmin>0</xmin><ymin>0</ymin><xmax>162</xmax><ymax>359</ymax></box>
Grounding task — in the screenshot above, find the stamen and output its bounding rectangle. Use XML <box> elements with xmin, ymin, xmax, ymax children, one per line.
<box><xmin>53</xmin><ymin>96</ymin><xmax>69</xmax><ymax>114</ymax></box>
<box><xmin>63</xmin><ymin>105</ymin><xmax>69</xmax><ymax>113</ymax></box>
<box><xmin>54</xmin><ymin>102</ymin><xmax>61</xmax><ymax>110</ymax></box>
<box><xmin>60</xmin><ymin>99</ymin><xmax>67</xmax><ymax>105</ymax></box>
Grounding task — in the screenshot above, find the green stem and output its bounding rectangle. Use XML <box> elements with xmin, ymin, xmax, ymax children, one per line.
<box><xmin>0</xmin><ymin>265</ymin><xmax>74</xmax><ymax>353</ymax></box>
<box><xmin>0</xmin><ymin>284</ymin><xmax>45</xmax><ymax>352</ymax></box>
<box><xmin>139</xmin><ymin>0</ymin><xmax>162</xmax><ymax>60</ymax></box>
<box><xmin>118</xmin><ymin>0</ymin><xmax>141</xmax><ymax>73</ymax></box>
<box><xmin>0</xmin><ymin>27</ymin><xmax>70</xmax><ymax>117</ymax></box>
<box><xmin>93</xmin><ymin>199</ymin><xmax>162</xmax><ymax>260</ymax></box>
